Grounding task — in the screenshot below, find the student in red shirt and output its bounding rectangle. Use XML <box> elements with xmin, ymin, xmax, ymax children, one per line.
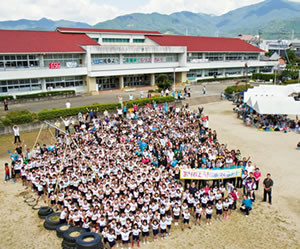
<box><xmin>253</xmin><ymin>168</ymin><xmax>261</xmax><ymax>190</ymax></box>
<box><xmin>4</xmin><ymin>163</ymin><xmax>10</xmax><ymax>182</ymax></box>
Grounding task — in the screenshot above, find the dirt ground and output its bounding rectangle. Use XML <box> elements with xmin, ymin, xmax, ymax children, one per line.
<box><xmin>0</xmin><ymin>100</ymin><xmax>299</xmax><ymax>249</ymax></box>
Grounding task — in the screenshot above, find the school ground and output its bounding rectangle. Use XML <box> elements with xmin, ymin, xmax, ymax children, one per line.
<box><xmin>0</xmin><ymin>101</ymin><xmax>299</xmax><ymax>249</ymax></box>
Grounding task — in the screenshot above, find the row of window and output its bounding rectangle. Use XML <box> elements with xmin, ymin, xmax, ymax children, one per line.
<box><xmin>0</xmin><ymin>55</ymin><xmax>39</xmax><ymax>69</ymax></box>
<box><xmin>91</xmin><ymin>53</ymin><xmax>179</xmax><ymax>65</ymax></box>
<box><xmin>187</xmin><ymin>53</ymin><xmax>258</xmax><ymax>62</ymax></box>
<box><xmin>0</xmin><ymin>77</ymin><xmax>84</xmax><ymax>93</ymax></box>
<box><xmin>187</xmin><ymin>67</ymin><xmax>259</xmax><ymax>78</ymax></box>
<box><xmin>97</xmin><ymin>38</ymin><xmax>145</xmax><ymax>43</ymax></box>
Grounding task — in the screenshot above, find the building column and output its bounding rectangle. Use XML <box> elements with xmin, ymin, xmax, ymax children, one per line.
<box><xmin>41</xmin><ymin>78</ymin><xmax>46</xmax><ymax>91</ymax></box>
<box><xmin>86</xmin><ymin>76</ymin><xmax>99</xmax><ymax>95</ymax></box>
<box><xmin>150</xmin><ymin>74</ymin><xmax>155</xmax><ymax>86</ymax></box>
<box><xmin>175</xmin><ymin>72</ymin><xmax>187</xmax><ymax>83</ymax></box>
<box><xmin>120</xmin><ymin>76</ymin><xmax>124</xmax><ymax>89</ymax></box>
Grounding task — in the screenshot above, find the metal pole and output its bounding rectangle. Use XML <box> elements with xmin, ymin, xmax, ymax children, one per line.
<box><xmin>32</xmin><ymin>123</ymin><xmax>43</xmax><ymax>150</ymax></box>
<box><xmin>43</xmin><ymin>121</ymin><xmax>68</xmax><ymax>135</ymax></box>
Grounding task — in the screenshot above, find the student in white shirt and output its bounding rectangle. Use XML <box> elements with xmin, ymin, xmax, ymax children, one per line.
<box><xmin>215</xmin><ymin>200</ymin><xmax>223</xmax><ymax>220</ymax></box>
<box><xmin>141</xmin><ymin>220</ymin><xmax>150</xmax><ymax>245</ymax></box>
<box><xmin>160</xmin><ymin>216</ymin><xmax>167</xmax><ymax>239</ymax></box>
<box><xmin>194</xmin><ymin>204</ymin><xmax>203</xmax><ymax>226</ymax></box>
<box><xmin>131</xmin><ymin>224</ymin><xmax>141</xmax><ymax>248</ymax></box>
<box><xmin>120</xmin><ymin>227</ymin><xmax>131</xmax><ymax>248</ymax></box>
<box><xmin>206</xmin><ymin>205</ymin><xmax>213</xmax><ymax>225</ymax></box>
<box><xmin>181</xmin><ymin>209</ymin><xmax>191</xmax><ymax>231</ymax></box>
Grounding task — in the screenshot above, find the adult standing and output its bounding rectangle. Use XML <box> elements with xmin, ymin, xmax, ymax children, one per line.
<box><xmin>12</xmin><ymin>125</ymin><xmax>21</xmax><ymax>144</ymax></box>
<box><xmin>3</xmin><ymin>99</ymin><xmax>8</xmax><ymax>111</ymax></box>
<box><xmin>263</xmin><ymin>173</ymin><xmax>274</xmax><ymax>205</ymax></box>
<box><xmin>65</xmin><ymin>100</ymin><xmax>71</xmax><ymax>109</ymax></box>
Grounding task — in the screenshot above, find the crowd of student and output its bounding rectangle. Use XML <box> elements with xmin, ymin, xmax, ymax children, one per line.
<box><xmin>6</xmin><ymin>103</ymin><xmax>273</xmax><ymax>249</ymax></box>
<box><xmin>234</xmin><ymin>103</ymin><xmax>300</xmax><ymax>132</ymax></box>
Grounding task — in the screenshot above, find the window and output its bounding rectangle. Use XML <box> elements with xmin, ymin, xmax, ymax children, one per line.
<box><xmin>102</xmin><ymin>38</ymin><xmax>130</xmax><ymax>43</ymax></box>
<box><xmin>259</xmin><ymin>67</ymin><xmax>273</xmax><ymax>73</ymax></box>
<box><xmin>96</xmin><ymin>76</ymin><xmax>119</xmax><ymax>90</ymax></box>
<box><xmin>225</xmin><ymin>68</ymin><xmax>242</xmax><ymax>76</ymax></box>
<box><xmin>123</xmin><ymin>54</ymin><xmax>151</xmax><ymax>64</ymax></box>
<box><xmin>45</xmin><ymin>76</ymin><xmax>84</xmax><ymax>89</ymax></box>
<box><xmin>187</xmin><ymin>69</ymin><xmax>203</xmax><ymax>78</ymax></box>
<box><xmin>124</xmin><ymin>74</ymin><xmax>150</xmax><ymax>87</ymax></box>
<box><xmin>205</xmin><ymin>53</ymin><xmax>224</xmax><ymax>61</ymax></box>
<box><xmin>187</xmin><ymin>53</ymin><xmax>203</xmax><ymax>63</ymax></box>
<box><xmin>244</xmin><ymin>53</ymin><xmax>258</xmax><ymax>60</ymax></box>
<box><xmin>204</xmin><ymin>69</ymin><xmax>223</xmax><ymax>77</ymax></box>
<box><xmin>0</xmin><ymin>78</ymin><xmax>41</xmax><ymax>93</ymax></box>
<box><xmin>92</xmin><ymin>38</ymin><xmax>99</xmax><ymax>42</ymax></box>
<box><xmin>43</xmin><ymin>54</ymin><xmax>82</xmax><ymax>68</ymax></box>
<box><xmin>91</xmin><ymin>54</ymin><xmax>120</xmax><ymax>65</ymax></box>
<box><xmin>154</xmin><ymin>54</ymin><xmax>179</xmax><ymax>63</ymax></box>
<box><xmin>225</xmin><ymin>53</ymin><xmax>242</xmax><ymax>61</ymax></box>
<box><xmin>133</xmin><ymin>39</ymin><xmax>145</xmax><ymax>43</ymax></box>
<box><xmin>0</xmin><ymin>54</ymin><xmax>39</xmax><ymax>69</ymax></box>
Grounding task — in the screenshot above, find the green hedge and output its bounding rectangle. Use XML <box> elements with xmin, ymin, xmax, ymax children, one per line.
<box><xmin>0</xmin><ymin>95</ymin><xmax>14</xmax><ymax>101</ymax></box>
<box><xmin>38</xmin><ymin>96</ymin><xmax>175</xmax><ymax>121</ymax></box>
<box><xmin>38</xmin><ymin>103</ymin><xmax>121</xmax><ymax>121</ymax></box>
<box><xmin>124</xmin><ymin>96</ymin><xmax>175</xmax><ymax>108</ymax></box>
<box><xmin>16</xmin><ymin>90</ymin><xmax>75</xmax><ymax>99</ymax></box>
<box><xmin>282</xmin><ymin>79</ymin><xmax>299</xmax><ymax>85</ymax></box>
<box><xmin>252</xmin><ymin>73</ymin><xmax>279</xmax><ymax>81</ymax></box>
<box><xmin>224</xmin><ymin>85</ymin><xmax>251</xmax><ymax>95</ymax></box>
<box><xmin>197</xmin><ymin>76</ymin><xmax>247</xmax><ymax>83</ymax></box>
<box><xmin>4</xmin><ymin>110</ymin><xmax>35</xmax><ymax>125</ymax></box>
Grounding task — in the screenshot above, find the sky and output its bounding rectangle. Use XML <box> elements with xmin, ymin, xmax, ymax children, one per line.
<box><xmin>0</xmin><ymin>0</ymin><xmax>300</xmax><ymax>24</ymax></box>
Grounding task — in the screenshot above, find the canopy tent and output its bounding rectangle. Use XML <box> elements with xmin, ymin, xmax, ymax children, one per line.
<box><xmin>252</xmin><ymin>97</ymin><xmax>300</xmax><ymax>115</ymax></box>
<box><xmin>243</xmin><ymin>84</ymin><xmax>300</xmax><ymax>103</ymax></box>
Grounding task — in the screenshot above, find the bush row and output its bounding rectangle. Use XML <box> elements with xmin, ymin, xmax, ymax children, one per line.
<box><xmin>0</xmin><ymin>90</ymin><xmax>75</xmax><ymax>102</ymax></box>
<box><xmin>251</xmin><ymin>73</ymin><xmax>279</xmax><ymax>81</ymax></box>
<box><xmin>0</xmin><ymin>96</ymin><xmax>176</xmax><ymax>126</ymax></box>
<box><xmin>224</xmin><ymin>85</ymin><xmax>251</xmax><ymax>95</ymax></box>
<box><xmin>197</xmin><ymin>76</ymin><xmax>247</xmax><ymax>83</ymax></box>
<box><xmin>37</xmin><ymin>96</ymin><xmax>175</xmax><ymax>121</ymax></box>
<box><xmin>281</xmin><ymin>79</ymin><xmax>299</xmax><ymax>85</ymax></box>
<box><xmin>1</xmin><ymin>110</ymin><xmax>35</xmax><ymax>126</ymax></box>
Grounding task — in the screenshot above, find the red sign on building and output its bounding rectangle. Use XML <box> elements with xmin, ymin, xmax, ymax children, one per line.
<box><xmin>48</xmin><ymin>62</ymin><xmax>61</xmax><ymax>69</ymax></box>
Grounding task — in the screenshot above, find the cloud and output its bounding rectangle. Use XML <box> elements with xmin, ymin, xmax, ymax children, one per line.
<box><xmin>0</xmin><ymin>0</ymin><xmax>300</xmax><ymax>24</ymax></box>
<box><xmin>0</xmin><ymin>0</ymin><xmax>126</xmax><ymax>24</ymax></box>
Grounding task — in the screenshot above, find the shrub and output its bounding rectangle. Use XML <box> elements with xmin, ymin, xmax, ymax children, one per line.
<box><xmin>156</xmin><ymin>74</ymin><xmax>173</xmax><ymax>90</ymax></box>
<box><xmin>251</xmin><ymin>73</ymin><xmax>279</xmax><ymax>81</ymax></box>
<box><xmin>197</xmin><ymin>76</ymin><xmax>247</xmax><ymax>83</ymax></box>
<box><xmin>1</xmin><ymin>118</ymin><xmax>12</xmax><ymax>126</ymax></box>
<box><xmin>224</xmin><ymin>85</ymin><xmax>251</xmax><ymax>95</ymax></box>
<box><xmin>124</xmin><ymin>96</ymin><xmax>175</xmax><ymax>108</ymax></box>
<box><xmin>4</xmin><ymin>110</ymin><xmax>34</xmax><ymax>125</ymax></box>
<box><xmin>282</xmin><ymin>79</ymin><xmax>299</xmax><ymax>85</ymax></box>
<box><xmin>0</xmin><ymin>96</ymin><xmax>14</xmax><ymax>101</ymax></box>
<box><xmin>38</xmin><ymin>103</ymin><xmax>121</xmax><ymax>121</ymax></box>
<box><xmin>15</xmin><ymin>90</ymin><xmax>75</xmax><ymax>100</ymax></box>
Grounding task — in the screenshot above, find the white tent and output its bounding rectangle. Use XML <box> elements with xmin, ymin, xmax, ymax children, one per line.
<box><xmin>243</xmin><ymin>84</ymin><xmax>300</xmax><ymax>103</ymax></box>
<box><xmin>252</xmin><ymin>97</ymin><xmax>300</xmax><ymax>115</ymax></box>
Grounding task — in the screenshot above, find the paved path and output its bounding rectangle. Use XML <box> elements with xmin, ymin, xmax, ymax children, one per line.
<box><xmin>2</xmin><ymin>81</ymin><xmax>234</xmax><ymax>113</ymax></box>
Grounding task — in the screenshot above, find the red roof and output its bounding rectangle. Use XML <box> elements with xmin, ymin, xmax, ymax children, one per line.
<box><xmin>147</xmin><ymin>35</ymin><xmax>264</xmax><ymax>52</ymax></box>
<box><xmin>57</xmin><ymin>27</ymin><xmax>161</xmax><ymax>35</ymax></box>
<box><xmin>0</xmin><ymin>30</ymin><xmax>99</xmax><ymax>53</ymax></box>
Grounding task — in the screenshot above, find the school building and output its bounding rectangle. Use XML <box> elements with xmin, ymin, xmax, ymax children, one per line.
<box><xmin>0</xmin><ymin>27</ymin><xmax>278</xmax><ymax>95</ymax></box>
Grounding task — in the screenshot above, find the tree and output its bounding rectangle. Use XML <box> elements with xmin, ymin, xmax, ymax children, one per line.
<box><xmin>286</xmin><ymin>50</ymin><xmax>300</xmax><ymax>65</ymax></box>
<box><xmin>156</xmin><ymin>74</ymin><xmax>172</xmax><ymax>90</ymax></box>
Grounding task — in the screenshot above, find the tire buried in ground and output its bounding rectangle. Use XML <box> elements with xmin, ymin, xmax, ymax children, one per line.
<box><xmin>44</xmin><ymin>220</ymin><xmax>57</xmax><ymax>231</ymax></box>
<box><xmin>62</xmin><ymin>240</ymin><xmax>76</xmax><ymax>249</ymax></box>
<box><xmin>56</xmin><ymin>223</ymin><xmax>72</xmax><ymax>238</ymax></box>
<box><xmin>38</xmin><ymin>206</ymin><xmax>53</xmax><ymax>216</ymax></box>
<box><xmin>63</xmin><ymin>227</ymin><xmax>85</xmax><ymax>247</ymax></box>
<box><xmin>75</xmin><ymin>232</ymin><xmax>103</xmax><ymax>249</ymax></box>
<box><xmin>45</xmin><ymin>212</ymin><xmax>61</xmax><ymax>226</ymax></box>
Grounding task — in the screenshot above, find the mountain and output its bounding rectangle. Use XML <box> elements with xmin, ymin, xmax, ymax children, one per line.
<box><xmin>93</xmin><ymin>0</ymin><xmax>300</xmax><ymax>39</ymax></box>
<box><xmin>0</xmin><ymin>0</ymin><xmax>300</xmax><ymax>39</ymax></box>
<box><xmin>0</xmin><ymin>18</ymin><xmax>90</xmax><ymax>31</ymax></box>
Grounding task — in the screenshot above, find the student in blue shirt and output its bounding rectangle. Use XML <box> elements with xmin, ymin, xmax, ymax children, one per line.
<box><xmin>240</xmin><ymin>195</ymin><xmax>252</xmax><ymax>216</ymax></box>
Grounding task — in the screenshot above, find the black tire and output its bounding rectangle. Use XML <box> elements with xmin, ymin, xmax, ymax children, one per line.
<box><xmin>63</xmin><ymin>227</ymin><xmax>85</xmax><ymax>244</ymax></box>
<box><xmin>25</xmin><ymin>197</ymin><xmax>35</xmax><ymax>204</ymax></box>
<box><xmin>44</xmin><ymin>220</ymin><xmax>57</xmax><ymax>231</ymax></box>
<box><xmin>75</xmin><ymin>232</ymin><xmax>103</xmax><ymax>249</ymax></box>
<box><xmin>39</xmin><ymin>215</ymin><xmax>47</xmax><ymax>220</ymax></box>
<box><xmin>56</xmin><ymin>223</ymin><xmax>72</xmax><ymax>238</ymax></box>
<box><xmin>23</xmin><ymin>194</ymin><xmax>33</xmax><ymax>200</ymax></box>
<box><xmin>45</xmin><ymin>212</ymin><xmax>61</xmax><ymax>226</ymax></box>
<box><xmin>38</xmin><ymin>206</ymin><xmax>53</xmax><ymax>216</ymax></box>
<box><xmin>62</xmin><ymin>240</ymin><xmax>76</xmax><ymax>249</ymax></box>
